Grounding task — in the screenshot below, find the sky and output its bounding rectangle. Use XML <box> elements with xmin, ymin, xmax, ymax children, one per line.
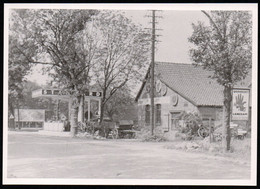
<box><xmin>25</xmin><ymin>10</ymin><xmax>209</xmax><ymax>86</ymax></box>
<box><xmin>123</xmin><ymin>10</ymin><xmax>208</xmax><ymax>63</ymax></box>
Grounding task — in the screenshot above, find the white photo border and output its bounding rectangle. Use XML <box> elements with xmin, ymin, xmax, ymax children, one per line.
<box><xmin>3</xmin><ymin>3</ymin><xmax>258</xmax><ymax>186</ymax></box>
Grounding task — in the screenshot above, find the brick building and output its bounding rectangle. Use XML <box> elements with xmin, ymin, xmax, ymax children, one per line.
<box><xmin>135</xmin><ymin>62</ymin><xmax>251</xmax><ymax>131</ymax></box>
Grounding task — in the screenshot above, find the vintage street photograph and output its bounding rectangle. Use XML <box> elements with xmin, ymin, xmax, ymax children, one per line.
<box><xmin>3</xmin><ymin>3</ymin><xmax>258</xmax><ymax>185</ymax></box>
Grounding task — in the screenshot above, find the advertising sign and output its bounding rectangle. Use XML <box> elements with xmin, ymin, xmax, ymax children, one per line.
<box><xmin>32</xmin><ymin>88</ymin><xmax>102</xmax><ymax>98</ymax></box>
<box><xmin>232</xmin><ymin>88</ymin><xmax>250</xmax><ymax>121</ymax></box>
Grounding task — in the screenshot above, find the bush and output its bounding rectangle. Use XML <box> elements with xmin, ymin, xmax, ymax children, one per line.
<box><xmin>142</xmin><ymin>135</ymin><xmax>167</xmax><ymax>142</ymax></box>
<box><xmin>172</xmin><ymin>112</ymin><xmax>203</xmax><ymax>140</ymax></box>
<box><xmin>136</xmin><ymin>126</ymin><xmax>167</xmax><ymax>142</ymax></box>
<box><xmin>197</xmin><ymin>137</ymin><xmax>251</xmax><ymax>160</ymax></box>
<box><xmin>163</xmin><ymin>130</ymin><xmax>179</xmax><ymax>141</ymax></box>
<box><xmin>198</xmin><ymin>137</ymin><xmax>223</xmax><ymax>152</ymax></box>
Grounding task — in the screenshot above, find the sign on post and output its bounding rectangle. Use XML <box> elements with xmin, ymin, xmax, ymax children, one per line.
<box><xmin>32</xmin><ymin>88</ymin><xmax>102</xmax><ymax>98</ymax></box>
<box><xmin>231</xmin><ymin>88</ymin><xmax>250</xmax><ymax>121</ymax></box>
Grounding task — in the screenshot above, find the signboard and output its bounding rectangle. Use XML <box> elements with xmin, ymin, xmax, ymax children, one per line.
<box><xmin>232</xmin><ymin>88</ymin><xmax>250</xmax><ymax>121</ymax></box>
<box><xmin>32</xmin><ymin>89</ymin><xmax>70</xmax><ymax>98</ymax></box>
<box><xmin>14</xmin><ymin>109</ymin><xmax>45</xmax><ymax>122</ymax></box>
<box><xmin>86</xmin><ymin>91</ymin><xmax>102</xmax><ymax>97</ymax></box>
<box><xmin>32</xmin><ymin>88</ymin><xmax>102</xmax><ymax>98</ymax></box>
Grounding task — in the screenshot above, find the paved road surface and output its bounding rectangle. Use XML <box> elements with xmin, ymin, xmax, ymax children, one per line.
<box><xmin>7</xmin><ymin>132</ymin><xmax>250</xmax><ymax>179</ymax></box>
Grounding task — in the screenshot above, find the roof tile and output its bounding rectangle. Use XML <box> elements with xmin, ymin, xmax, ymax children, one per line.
<box><xmin>155</xmin><ymin>62</ymin><xmax>251</xmax><ymax>106</ymax></box>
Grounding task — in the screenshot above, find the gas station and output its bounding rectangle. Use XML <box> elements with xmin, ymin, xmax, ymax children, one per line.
<box><xmin>32</xmin><ymin>88</ymin><xmax>102</xmax><ymax>132</ymax></box>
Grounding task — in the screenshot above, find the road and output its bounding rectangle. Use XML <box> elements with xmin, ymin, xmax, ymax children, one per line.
<box><xmin>7</xmin><ymin>131</ymin><xmax>250</xmax><ymax>179</ymax></box>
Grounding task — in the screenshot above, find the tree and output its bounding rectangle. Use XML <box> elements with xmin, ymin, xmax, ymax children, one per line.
<box><xmin>20</xmin><ymin>81</ymin><xmax>66</xmax><ymax>116</ymax></box>
<box><xmin>104</xmin><ymin>86</ymin><xmax>134</xmax><ymax>121</ymax></box>
<box><xmin>8</xmin><ymin>10</ymin><xmax>38</xmax><ymax>117</ymax></box>
<box><xmin>10</xmin><ymin>9</ymin><xmax>97</xmax><ymax>136</ymax></box>
<box><xmin>10</xmin><ymin>10</ymin><xmax>149</xmax><ymax>137</ymax></box>
<box><xmin>189</xmin><ymin>11</ymin><xmax>252</xmax><ymax>151</ymax></box>
<box><xmin>19</xmin><ymin>81</ymin><xmax>41</xmax><ymax>109</ymax></box>
<box><xmin>87</xmin><ymin>11</ymin><xmax>150</xmax><ymax>123</ymax></box>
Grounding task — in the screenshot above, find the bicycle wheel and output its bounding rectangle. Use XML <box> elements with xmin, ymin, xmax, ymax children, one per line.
<box><xmin>198</xmin><ymin>127</ymin><xmax>209</xmax><ymax>138</ymax></box>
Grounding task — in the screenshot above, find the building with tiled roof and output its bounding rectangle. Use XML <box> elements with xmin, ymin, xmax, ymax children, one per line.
<box><xmin>136</xmin><ymin>62</ymin><xmax>251</xmax><ymax>131</ymax></box>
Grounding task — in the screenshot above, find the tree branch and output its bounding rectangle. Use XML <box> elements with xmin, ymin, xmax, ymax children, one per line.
<box><xmin>29</xmin><ymin>61</ymin><xmax>54</xmax><ymax>65</ymax></box>
<box><xmin>201</xmin><ymin>11</ymin><xmax>224</xmax><ymax>40</ymax></box>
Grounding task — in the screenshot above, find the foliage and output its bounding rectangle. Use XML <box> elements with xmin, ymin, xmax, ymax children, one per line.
<box><xmin>31</xmin><ymin>9</ymin><xmax>97</xmax><ymax>92</ymax></box>
<box><xmin>19</xmin><ymin>81</ymin><xmax>69</xmax><ymax>120</ymax></box>
<box><xmin>188</xmin><ymin>11</ymin><xmax>252</xmax><ymax>151</ymax></box>
<box><xmin>142</xmin><ymin>135</ymin><xmax>167</xmax><ymax>142</ymax></box>
<box><xmin>19</xmin><ymin>81</ymin><xmax>42</xmax><ymax>109</ymax></box>
<box><xmin>189</xmin><ymin>11</ymin><xmax>252</xmax><ymax>86</ymax></box>
<box><xmin>10</xmin><ymin>9</ymin><xmax>98</xmax><ymax>136</ymax></box>
<box><xmin>103</xmin><ymin>86</ymin><xmax>135</xmax><ymax>121</ymax></box>
<box><xmin>10</xmin><ymin>9</ymin><xmax>98</xmax><ymax>97</ymax></box>
<box><xmin>181</xmin><ymin>112</ymin><xmax>202</xmax><ymax>135</ymax></box>
<box><xmin>85</xmin><ymin>11</ymin><xmax>150</xmax><ymax>122</ymax></box>
<box><xmin>8</xmin><ymin>80</ymin><xmax>69</xmax><ymax>122</ymax></box>
<box><xmin>136</xmin><ymin>126</ymin><xmax>167</xmax><ymax>142</ymax></box>
<box><xmin>8</xmin><ymin>10</ymin><xmax>39</xmax><ymax>114</ymax></box>
<box><xmin>173</xmin><ymin>112</ymin><xmax>203</xmax><ymax>140</ymax></box>
<box><xmin>9</xmin><ymin>10</ymin><xmax>150</xmax><ymax>136</ymax></box>
<box><xmin>165</xmin><ymin>137</ymin><xmax>250</xmax><ymax>162</ymax></box>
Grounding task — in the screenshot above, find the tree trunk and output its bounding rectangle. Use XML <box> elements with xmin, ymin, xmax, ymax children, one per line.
<box><xmin>9</xmin><ymin>101</ymin><xmax>15</xmax><ymax>129</ymax></box>
<box><xmin>222</xmin><ymin>85</ymin><xmax>232</xmax><ymax>151</ymax></box>
<box><xmin>17</xmin><ymin>101</ymin><xmax>20</xmax><ymax>130</ymax></box>
<box><xmin>9</xmin><ymin>100</ymin><xmax>14</xmax><ymax>116</ymax></box>
<box><xmin>70</xmin><ymin>97</ymin><xmax>79</xmax><ymax>137</ymax></box>
<box><xmin>99</xmin><ymin>100</ymin><xmax>106</xmax><ymax>137</ymax></box>
<box><xmin>99</xmin><ymin>89</ymin><xmax>106</xmax><ymax>124</ymax></box>
<box><xmin>100</xmin><ymin>100</ymin><xmax>105</xmax><ymax>124</ymax></box>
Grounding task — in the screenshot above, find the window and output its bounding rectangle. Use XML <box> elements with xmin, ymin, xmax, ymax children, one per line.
<box><xmin>156</xmin><ymin>104</ymin><xmax>161</xmax><ymax>125</ymax></box>
<box><xmin>170</xmin><ymin>112</ymin><xmax>181</xmax><ymax>130</ymax></box>
<box><xmin>202</xmin><ymin>117</ymin><xmax>215</xmax><ymax>128</ymax></box>
<box><xmin>145</xmin><ymin>105</ymin><xmax>150</xmax><ymax>125</ymax></box>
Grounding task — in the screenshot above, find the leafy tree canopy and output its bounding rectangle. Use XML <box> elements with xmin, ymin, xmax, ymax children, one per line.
<box><xmin>189</xmin><ymin>11</ymin><xmax>252</xmax><ymax>151</ymax></box>
<box><xmin>87</xmin><ymin>11</ymin><xmax>150</xmax><ymax>106</ymax></box>
<box><xmin>189</xmin><ymin>11</ymin><xmax>252</xmax><ymax>86</ymax></box>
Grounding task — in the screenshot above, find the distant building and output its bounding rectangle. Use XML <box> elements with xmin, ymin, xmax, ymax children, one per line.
<box><xmin>14</xmin><ymin>109</ymin><xmax>45</xmax><ymax>128</ymax></box>
<box><xmin>135</xmin><ymin>62</ymin><xmax>251</xmax><ymax>131</ymax></box>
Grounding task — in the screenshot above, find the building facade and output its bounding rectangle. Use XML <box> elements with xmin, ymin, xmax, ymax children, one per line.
<box><xmin>136</xmin><ymin>62</ymin><xmax>251</xmax><ymax>131</ymax></box>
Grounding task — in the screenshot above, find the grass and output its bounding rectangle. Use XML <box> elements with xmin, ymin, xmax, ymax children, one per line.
<box><xmin>164</xmin><ymin>137</ymin><xmax>251</xmax><ymax>162</ymax></box>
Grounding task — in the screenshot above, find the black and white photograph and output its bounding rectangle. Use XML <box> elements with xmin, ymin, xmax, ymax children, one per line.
<box><xmin>3</xmin><ymin>3</ymin><xmax>258</xmax><ymax>186</ymax></box>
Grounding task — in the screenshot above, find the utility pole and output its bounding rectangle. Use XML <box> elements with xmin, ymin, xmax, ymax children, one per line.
<box><xmin>147</xmin><ymin>10</ymin><xmax>162</xmax><ymax>136</ymax></box>
<box><xmin>151</xmin><ymin>10</ymin><xmax>156</xmax><ymax>136</ymax></box>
